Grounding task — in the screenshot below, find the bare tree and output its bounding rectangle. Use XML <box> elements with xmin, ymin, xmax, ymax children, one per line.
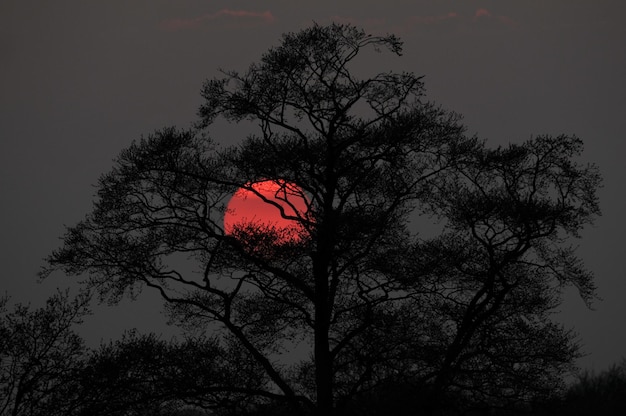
<box><xmin>0</xmin><ymin>290</ymin><xmax>90</xmax><ymax>416</ymax></box>
<box><xmin>40</xmin><ymin>24</ymin><xmax>601</xmax><ymax>415</ymax></box>
<box><xmin>73</xmin><ymin>330</ymin><xmax>267</xmax><ymax>416</ymax></box>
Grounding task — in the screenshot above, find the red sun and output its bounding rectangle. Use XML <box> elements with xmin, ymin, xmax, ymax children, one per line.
<box><xmin>224</xmin><ymin>179</ymin><xmax>311</xmax><ymax>245</ymax></box>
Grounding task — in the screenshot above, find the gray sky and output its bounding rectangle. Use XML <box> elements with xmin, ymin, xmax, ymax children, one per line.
<box><xmin>1</xmin><ymin>0</ymin><xmax>625</xmax><ymax>375</ymax></box>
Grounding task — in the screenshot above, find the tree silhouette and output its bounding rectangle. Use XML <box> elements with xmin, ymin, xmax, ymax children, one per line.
<box><xmin>71</xmin><ymin>329</ymin><xmax>291</xmax><ymax>416</ymax></box>
<box><xmin>40</xmin><ymin>24</ymin><xmax>601</xmax><ymax>415</ymax></box>
<box><xmin>0</xmin><ymin>290</ymin><xmax>90</xmax><ymax>416</ymax></box>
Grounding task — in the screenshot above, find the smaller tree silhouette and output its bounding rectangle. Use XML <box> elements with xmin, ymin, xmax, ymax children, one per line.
<box><xmin>560</xmin><ymin>359</ymin><xmax>626</xmax><ymax>415</ymax></box>
<box><xmin>72</xmin><ymin>330</ymin><xmax>278</xmax><ymax>416</ymax></box>
<box><xmin>0</xmin><ymin>289</ymin><xmax>90</xmax><ymax>416</ymax></box>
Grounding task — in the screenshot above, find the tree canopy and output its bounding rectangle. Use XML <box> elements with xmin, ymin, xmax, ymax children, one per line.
<box><xmin>0</xmin><ymin>290</ymin><xmax>90</xmax><ymax>416</ymax></box>
<box><xmin>41</xmin><ymin>23</ymin><xmax>602</xmax><ymax>415</ymax></box>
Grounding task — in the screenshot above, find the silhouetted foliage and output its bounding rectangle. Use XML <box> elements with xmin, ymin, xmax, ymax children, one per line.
<box><xmin>40</xmin><ymin>23</ymin><xmax>602</xmax><ymax>415</ymax></box>
<box><xmin>557</xmin><ymin>359</ymin><xmax>626</xmax><ymax>415</ymax></box>
<box><xmin>457</xmin><ymin>359</ymin><xmax>626</xmax><ymax>415</ymax></box>
<box><xmin>0</xmin><ymin>289</ymin><xmax>90</xmax><ymax>416</ymax></box>
<box><xmin>72</xmin><ymin>330</ymin><xmax>274</xmax><ymax>416</ymax></box>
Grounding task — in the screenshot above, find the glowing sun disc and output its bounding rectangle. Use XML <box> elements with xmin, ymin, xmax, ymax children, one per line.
<box><xmin>224</xmin><ymin>179</ymin><xmax>311</xmax><ymax>244</ymax></box>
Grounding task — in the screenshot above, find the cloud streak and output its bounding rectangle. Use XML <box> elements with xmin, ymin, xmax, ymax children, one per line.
<box><xmin>473</xmin><ymin>8</ymin><xmax>517</xmax><ymax>26</ymax></box>
<box><xmin>406</xmin><ymin>12</ymin><xmax>460</xmax><ymax>25</ymax></box>
<box><xmin>160</xmin><ymin>9</ymin><xmax>275</xmax><ymax>31</ymax></box>
<box><xmin>404</xmin><ymin>8</ymin><xmax>515</xmax><ymax>27</ymax></box>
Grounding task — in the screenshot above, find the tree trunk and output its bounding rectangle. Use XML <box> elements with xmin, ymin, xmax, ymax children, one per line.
<box><xmin>314</xmin><ymin>293</ymin><xmax>333</xmax><ymax>416</ymax></box>
<box><xmin>313</xmin><ymin>189</ymin><xmax>335</xmax><ymax>416</ymax></box>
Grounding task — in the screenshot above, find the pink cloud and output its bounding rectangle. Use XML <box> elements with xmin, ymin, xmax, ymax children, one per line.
<box><xmin>474</xmin><ymin>8</ymin><xmax>517</xmax><ymax>26</ymax></box>
<box><xmin>407</xmin><ymin>12</ymin><xmax>460</xmax><ymax>25</ymax></box>
<box><xmin>160</xmin><ymin>9</ymin><xmax>275</xmax><ymax>31</ymax></box>
<box><xmin>398</xmin><ymin>9</ymin><xmax>516</xmax><ymax>30</ymax></box>
<box><xmin>475</xmin><ymin>8</ymin><xmax>492</xmax><ymax>18</ymax></box>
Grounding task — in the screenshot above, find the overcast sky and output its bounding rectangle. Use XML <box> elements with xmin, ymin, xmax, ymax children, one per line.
<box><xmin>1</xmin><ymin>0</ymin><xmax>625</xmax><ymax>375</ymax></box>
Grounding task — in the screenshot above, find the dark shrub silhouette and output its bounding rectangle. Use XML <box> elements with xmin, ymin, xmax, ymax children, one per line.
<box><xmin>0</xmin><ymin>290</ymin><xmax>90</xmax><ymax>416</ymax></box>
<box><xmin>558</xmin><ymin>359</ymin><xmax>626</xmax><ymax>415</ymax></box>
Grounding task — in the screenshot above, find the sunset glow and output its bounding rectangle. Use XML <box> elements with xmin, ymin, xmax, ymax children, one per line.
<box><xmin>224</xmin><ymin>179</ymin><xmax>311</xmax><ymax>245</ymax></box>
